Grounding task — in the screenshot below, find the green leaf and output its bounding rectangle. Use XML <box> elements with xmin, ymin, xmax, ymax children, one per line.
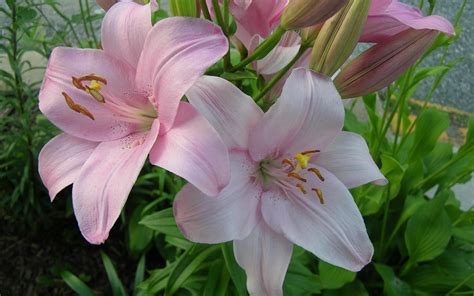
<box><xmin>405</xmin><ymin>191</ymin><xmax>452</xmax><ymax>263</ymax></box>
<box><xmin>221</xmin><ymin>242</ymin><xmax>247</xmax><ymax>296</ymax></box>
<box><xmin>140</xmin><ymin>208</ymin><xmax>182</xmax><ymax>237</ymax></box>
<box><xmin>152</xmin><ymin>9</ymin><xmax>168</xmax><ymax>24</ymax></box>
<box><xmin>323</xmin><ymin>281</ymin><xmax>369</xmax><ymax>296</ymax></box>
<box><xmin>58</xmin><ymin>269</ymin><xmax>95</xmax><ymax>296</ymax></box>
<box><xmin>453</xmin><ymin>225</ymin><xmax>474</xmax><ymax>244</ymax></box>
<box><xmin>202</xmin><ymin>260</ymin><xmax>230</xmax><ymax>296</ymax></box>
<box><xmin>319</xmin><ymin>260</ymin><xmax>356</xmax><ymax>289</ymax></box>
<box><xmin>408</xmin><ymin>108</ymin><xmax>449</xmax><ymax>163</ymax></box>
<box><xmin>100</xmin><ymin>251</ymin><xmax>128</xmax><ymax>296</ymax></box>
<box><xmin>165</xmin><ymin>244</ymin><xmax>219</xmax><ymax>296</ymax></box>
<box><xmin>133</xmin><ymin>255</ymin><xmax>146</xmax><ymax>296</ymax></box>
<box><xmin>374</xmin><ymin>264</ymin><xmax>413</xmax><ymax>296</ymax></box>
<box><xmin>128</xmin><ymin>204</ymin><xmax>154</xmax><ymax>257</ymax></box>
<box><xmin>221</xmin><ymin>71</ymin><xmax>258</xmax><ymax>81</ymax></box>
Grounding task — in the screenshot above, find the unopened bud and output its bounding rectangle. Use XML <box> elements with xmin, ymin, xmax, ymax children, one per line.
<box><xmin>299</xmin><ymin>24</ymin><xmax>323</xmax><ymax>47</ymax></box>
<box><xmin>280</xmin><ymin>0</ymin><xmax>348</xmax><ymax>30</ymax></box>
<box><xmin>169</xmin><ymin>0</ymin><xmax>200</xmax><ymax>17</ymax></box>
<box><xmin>309</xmin><ymin>0</ymin><xmax>370</xmax><ymax>76</ymax></box>
<box><xmin>334</xmin><ymin>29</ymin><xmax>438</xmax><ymax>98</ymax></box>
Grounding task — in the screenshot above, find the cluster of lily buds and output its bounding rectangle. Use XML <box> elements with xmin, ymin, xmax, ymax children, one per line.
<box><xmin>309</xmin><ymin>0</ymin><xmax>371</xmax><ymax>77</ymax></box>
<box><xmin>280</xmin><ymin>0</ymin><xmax>348</xmax><ymax>30</ymax></box>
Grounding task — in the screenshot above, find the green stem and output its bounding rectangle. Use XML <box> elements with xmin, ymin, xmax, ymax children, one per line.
<box><xmin>230</xmin><ymin>26</ymin><xmax>286</xmax><ymax>72</ymax></box>
<box><xmin>200</xmin><ymin>0</ymin><xmax>212</xmax><ymax>21</ymax></box>
<box><xmin>85</xmin><ymin>0</ymin><xmax>98</xmax><ymax>46</ymax></box>
<box><xmin>400</xmin><ymin>259</ymin><xmax>415</xmax><ymax>277</ymax></box>
<box><xmin>377</xmin><ymin>184</ymin><xmax>391</xmax><ymax>261</ymax></box>
<box><xmin>254</xmin><ymin>46</ymin><xmax>309</xmax><ymax>102</ymax></box>
<box><xmin>211</xmin><ymin>0</ymin><xmax>231</xmax><ymax>70</ymax></box>
<box><xmin>78</xmin><ymin>0</ymin><xmax>93</xmax><ymax>47</ymax></box>
<box><xmin>446</xmin><ymin>272</ymin><xmax>474</xmax><ymax>295</ymax></box>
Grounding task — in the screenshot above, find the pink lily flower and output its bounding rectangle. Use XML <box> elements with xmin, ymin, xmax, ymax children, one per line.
<box><xmin>38</xmin><ymin>2</ymin><xmax>230</xmax><ymax>244</ymax></box>
<box><xmin>361</xmin><ymin>0</ymin><xmax>455</xmax><ymax>43</ymax></box>
<box><xmin>176</xmin><ymin>68</ymin><xmax>387</xmax><ymax>295</ymax></box>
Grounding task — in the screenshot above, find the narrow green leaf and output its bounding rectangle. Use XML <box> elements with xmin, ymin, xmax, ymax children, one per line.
<box><xmin>100</xmin><ymin>251</ymin><xmax>128</xmax><ymax>296</ymax></box>
<box><xmin>221</xmin><ymin>242</ymin><xmax>247</xmax><ymax>296</ymax></box>
<box><xmin>140</xmin><ymin>208</ymin><xmax>182</xmax><ymax>237</ymax></box>
<box><xmin>133</xmin><ymin>255</ymin><xmax>146</xmax><ymax>296</ymax></box>
<box><xmin>58</xmin><ymin>269</ymin><xmax>95</xmax><ymax>296</ymax></box>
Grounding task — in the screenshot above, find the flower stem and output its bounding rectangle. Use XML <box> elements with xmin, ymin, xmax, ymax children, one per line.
<box><xmin>231</xmin><ymin>26</ymin><xmax>286</xmax><ymax>72</ymax></box>
<box><xmin>212</xmin><ymin>0</ymin><xmax>232</xmax><ymax>70</ymax></box>
<box><xmin>200</xmin><ymin>0</ymin><xmax>212</xmax><ymax>20</ymax></box>
<box><xmin>254</xmin><ymin>45</ymin><xmax>309</xmax><ymax>102</ymax></box>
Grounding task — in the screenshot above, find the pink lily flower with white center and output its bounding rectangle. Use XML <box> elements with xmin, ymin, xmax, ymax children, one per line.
<box><xmin>38</xmin><ymin>1</ymin><xmax>230</xmax><ymax>244</ymax></box>
<box><xmin>176</xmin><ymin>68</ymin><xmax>387</xmax><ymax>295</ymax></box>
<box><xmin>361</xmin><ymin>0</ymin><xmax>455</xmax><ymax>43</ymax></box>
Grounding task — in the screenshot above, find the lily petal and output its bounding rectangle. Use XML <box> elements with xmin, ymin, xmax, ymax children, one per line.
<box><xmin>39</xmin><ymin>133</ymin><xmax>99</xmax><ymax>201</ymax></box>
<box><xmin>234</xmin><ymin>221</ymin><xmax>293</xmax><ymax>296</ymax></box>
<box><xmin>73</xmin><ymin>120</ymin><xmax>160</xmax><ymax>244</ymax></box>
<box><xmin>362</xmin><ymin>0</ymin><xmax>454</xmax><ymax>43</ymax></box>
<box><xmin>101</xmin><ymin>1</ymin><xmax>154</xmax><ymax>69</ymax></box>
<box><xmin>262</xmin><ymin>166</ymin><xmax>374</xmax><ymax>271</ymax></box>
<box><xmin>39</xmin><ymin>47</ymin><xmax>145</xmax><ymax>142</ymax></box>
<box><xmin>149</xmin><ymin>102</ymin><xmax>230</xmax><ymax>196</ymax></box>
<box><xmin>186</xmin><ymin>76</ymin><xmax>263</xmax><ymax>150</ymax></box>
<box><xmin>369</xmin><ymin>0</ymin><xmax>391</xmax><ymax>14</ymax></box>
<box><xmin>249</xmin><ymin>68</ymin><xmax>344</xmax><ymax>161</ymax></box>
<box><xmin>315</xmin><ymin>132</ymin><xmax>387</xmax><ymax>188</ymax></box>
<box><xmin>136</xmin><ymin>17</ymin><xmax>228</xmax><ymax>132</ymax></box>
<box><xmin>174</xmin><ymin>152</ymin><xmax>261</xmax><ymax>243</ymax></box>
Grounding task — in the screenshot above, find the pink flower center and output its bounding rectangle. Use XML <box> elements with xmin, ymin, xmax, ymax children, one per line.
<box><xmin>63</xmin><ymin>73</ymin><xmax>157</xmax><ymax>129</ymax></box>
<box><xmin>256</xmin><ymin>150</ymin><xmax>326</xmax><ymax>204</ymax></box>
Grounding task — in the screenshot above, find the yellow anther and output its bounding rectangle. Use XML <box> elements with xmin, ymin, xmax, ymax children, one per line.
<box><xmin>312</xmin><ymin>188</ymin><xmax>324</xmax><ymax>204</ymax></box>
<box><xmin>296</xmin><ymin>184</ymin><xmax>307</xmax><ymax>195</ymax></box>
<box><xmin>294</xmin><ymin>153</ymin><xmax>311</xmax><ymax>169</ymax></box>
<box><xmin>89</xmin><ymin>80</ymin><xmax>103</xmax><ymax>91</ymax></box>
<box><xmin>288</xmin><ymin>172</ymin><xmax>307</xmax><ymax>183</ymax></box>
<box><xmin>308</xmin><ymin>168</ymin><xmax>325</xmax><ymax>182</ymax></box>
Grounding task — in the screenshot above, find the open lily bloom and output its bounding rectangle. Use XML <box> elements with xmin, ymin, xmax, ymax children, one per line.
<box><xmin>176</xmin><ymin>68</ymin><xmax>387</xmax><ymax>295</ymax></box>
<box><xmin>38</xmin><ymin>1</ymin><xmax>230</xmax><ymax>244</ymax></box>
<box><xmin>361</xmin><ymin>0</ymin><xmax>455</xmax><ymax>42</ymax></box>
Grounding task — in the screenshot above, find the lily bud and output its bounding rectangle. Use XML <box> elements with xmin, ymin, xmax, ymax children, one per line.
<box><xmin>334</xmin><ymin>29</ymin><xmax>438</xmax><ymax>98</ymax></box>
<box><xmin>96</xmin><ymin>0</ymin><xmax>117</xmax><ymax>11</ymax></box>
<box><xmin>280</xmin><ymin>0</ymin><xmax>348</xmax><ymax>30</ymax></box>
<box><xmin>309</xmin><ymin>0</ymin><xmax>370</xmax><ymax>76</ymax></box>
<box><xmin>169</xmin><ymin>0</ymin><xmax>200</xmax><ymax>17</ymax></box>
<box><xmin>299</xmin><ymin>24</ymin><xmax>323</xmax><ymax>47</ymax></box>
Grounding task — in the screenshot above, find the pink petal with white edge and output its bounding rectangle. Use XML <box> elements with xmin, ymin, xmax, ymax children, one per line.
<box><xmin>73</xmin><ymin>120</ymin><xmax>160</xmax><ymax>244</ymax></box>
<box><xmin>39</xmin><ymin>133</ymin><xmax>99</xmax><ymax>201</ymax></box>
<box><xmin>39</xmin><ymin>47</ymin><xmax>146</xmax><ymax>142</ymax></box>
<box><xmin>149</xmin><ymin>102</ymin><xmax>230</xmax><ymax>197</ymax></box>
<box><xmin>101</xmin><ymin>1</ymin><xmax>154</xmax><ymax>69</ymax></box>
<box><xmin>136</xmin><ymin>17</ymin><xmax>228</xmax><ymax>132</ymax></box>
<box><xmin>315</xmin><ymin>131</ymin><xmax>387</xmax><ymax>189</ymax></box>
<box><xmin>174</xmin><ymin>152</ymin><xmax>261</xmax><ymax>243</ymax></box>
<box><xmin>234</xmin><ymin>221</ymin><xmax>293</xmax><ymax>296</ymax></box>
<box><xmin>262</xmin><ymin>166</ymin><xmax>374</xmax><ymax>272</ymax></box>
<box><xmin>249</xmin><ymin>68</ymin><xmax>344</xmax><ymax>161</ymax></box>
<box><xmin>186</xmin><ymin>76</ymin><xmax>263</xmax><ymax>150</ymax></box>
<box><xmin>362</xmin><ymin>0</ymin><xmax>454</xmax><ymax>43</ymax></box>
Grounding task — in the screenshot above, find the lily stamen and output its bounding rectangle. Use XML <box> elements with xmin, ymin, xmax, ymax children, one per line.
<box><xmin>302</xmin><ymin>149</ymin><xmax>320</xmax><ymax>155</ymax></box>
<box><xmin>62</xmin><ymin>92</ymin><xmax>95</xmax><ymax>120</ymax></box>
<box><xmin>308</xmin><ymin>168</ymin><xmax>325</xmax><ymax>182</ymax></box>
<box><xmin>288</xmin><ymin>172</ymin><xmax>307</xmax><ymax>182</ymax></box>
<box><xmin>282</xmin><ymin>159</ymin><xmax>296</xmax><ymax>170</ymax></box>
<box><xmin>312</xmin><ymin>188</ymin><xmax>324</xmax><ymax>204</ymax></box>
<box><xmin>296</xmin><ymin>184</ymin><xmax>307</xmax><ymax>194</ymax></box>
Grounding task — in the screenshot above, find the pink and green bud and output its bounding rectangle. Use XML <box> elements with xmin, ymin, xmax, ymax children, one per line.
<box><xmin>334</xmin><ymin>28</ymin><xmax>438</xmax><ymax>98</ymax></box>
<box><xmin>169</xmin><ymin>0</ymin><xmax>200</xmax><ymax>17</ymax></box>
<box><xmin>280</xmin><ymin>0</ymin><xmax>348</xmax><ymax>30</ymax></box>
<box><xmin>309</xmin><ymin>0</ymin><xmax>370</xmax><ymax>76</ymax></box>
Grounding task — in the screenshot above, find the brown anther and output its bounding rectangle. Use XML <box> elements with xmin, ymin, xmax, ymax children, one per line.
<box><xmin>296</xmin><ymin>184</ymin><xmax>307</xmax><ymax>194</ymax></box>
<box><xmin>72</xmin><ymin>76</ymin><xmax>86</xmax><ymax>90</ymax></box>
<box><xmin>312</xmin><ymin>188</ymin><xmax>324</xmax><ymax>204</ymax></box>
<box><xmin>62</xmin><ymin>92</ymin><xmax>95</xmax><ymax>120</ymax></box>
<box><xmin>85</xmin><ymin>86</ymin><xmax>106</xmax><ymax>103</ymax></box>
<box><xmin>302</xmin><ymin>149</ymin><xmax>320</xmax><ymax>155</ymax></box>
<box><xmin>77</xmin><ymin>74</ymin><xmax>108</xmax><ymax>85</ymax></box>
<box><xmin>282</xmin><ymin>159</ymin><xmax>296</xmax><ymax>171</ymax></box>
<box><xmin>308</xmin><ymin>168</ymin><xmax>325</xmax><ymax>182</ymax></box>
<box><xmin>288</xmin><ymin>172</ymin><xmax>307</xmax><ymax>182</ymax></box>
